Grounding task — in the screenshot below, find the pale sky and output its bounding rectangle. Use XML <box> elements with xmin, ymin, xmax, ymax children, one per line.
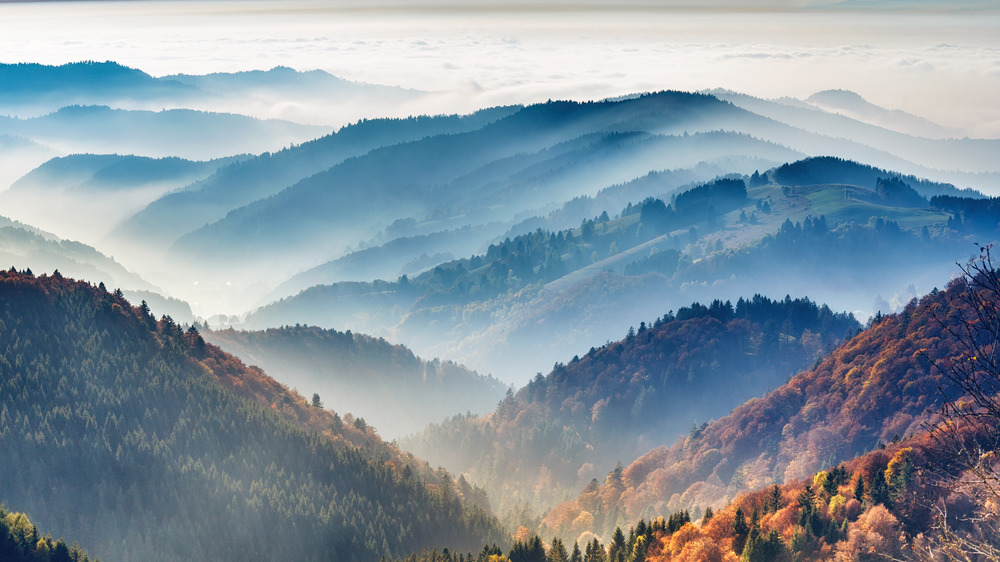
<box><xmin>1</xmin><ymin>0</ymin><xmax>999</xmax><ymax>136</ymax></box>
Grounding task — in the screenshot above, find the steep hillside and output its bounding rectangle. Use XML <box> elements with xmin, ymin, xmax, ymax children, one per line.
<box><xmin>538</xmin><ymin>273</ymin><xmax>978</xmax><ymax>540</ymax></box>
<box><xmin>0</xmin><ymin>270</ymin><xmax>506</xmax><ymax>561</ymax></box>
<box><xmin>204</xmin><ymin>325</ymin><xmax>509</xmax><ymax>439</ymax></box>
<box><xmin>396</xmin><ymin>268</ymin><xmax>1000</xmax><ymax>560</ymax></box>
<box><xmin>400</xmin><ymin>296</ymin><xmax>858</xmax><ymax>514</ymax></box>
<box><xmin>634</xmin><ymin>420</ymin><xmax>996</xmax><ymax>562</ymax></box>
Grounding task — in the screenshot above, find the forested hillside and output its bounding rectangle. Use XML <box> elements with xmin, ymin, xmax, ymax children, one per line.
<box><xmin>204</xmin><ymin>325</ymin><xmax>509</xmax><ymax>439</ymax></box>
<box><xmin>401</xmin><ymin>296</ymin><xmax>859</xmax><ymax>516</ymax></box>
<box><xmin>243</xmin><ymin>156</ymin><xmax>986</xmax><ymax>382</ymax></box>
<box><xmin>536</xmin><ymin>271</ymin><xmax>981</xmax><ymax>541</ymax></box>
<box><xmin>0</xmin><ymin>270</ymin><xmax>505</xmax><ymax>561</ymax></box>
<box><xmin>392</xmin><ymin>257</ymin><xmax>1000</xmax><ymax>561</ymax></box>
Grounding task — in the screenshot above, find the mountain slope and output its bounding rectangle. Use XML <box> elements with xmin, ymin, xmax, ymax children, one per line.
<box><xmin>168</xmin><ymin>93</ymin><xmax>802</xmax><ymax>275</ymax></box>
<box><xmin>0</xmin><ymin>218</ymin><xmax>153</xmax><ymax>291</ymax></box>
<box><xmin>0</xmin><ymin>505</ymin><xmax>98</xmax><ymax>562</ymax></box>
<box><xmin>244</xmin><ymin>158</ymin><xmax>980</xmax><ymax>382</ymax></box>
<box><xmin>538</xmin><ymin>274</ymin><xmax>975</xmax><ymax>539</ymax></box>
<box><xmin>400</xmin><ymin>296</ymin><xmax>859</xmax><ymax>513</ymax></box>
<box><xmin>806</xmin><ymin>88</ymin><xmax>952</xmax><ymax>138</ymax></box>
<box><xmin>0</xmin><ymin>61</ymin><xmax>430</xmax><ymax>127</ymax></box>
<box><xmin>0</xmin><ymin>270</ymin><xmax>506</xmax><ymax>561</ymax></box>
<box><xmin>108</xmin><ymin>106</ymin><xmax>519</xmax><ymax>261</ymax></box>
<box><xmin>0</xmin><ymin>153</ymin><xmax>242</xmax><ymax>243</ymax></box>
<box><xmin>711</xmin><ymin>89</ymin><xmax>1000</xmax><ymax>189</ymax></box>
<box><xmin>0</xmin><ymin>105</ymin><xmax>326</xmax><ymax>160</ymax></box>
<box><xmin>203</xmin><ymin>325</ymin><xmax>509</xmax><ymax>439</ymax></box>
<box><xmin>0</xmin><ymin>61</ymin><xmax>196</xmax><ymax>110</ymax></box>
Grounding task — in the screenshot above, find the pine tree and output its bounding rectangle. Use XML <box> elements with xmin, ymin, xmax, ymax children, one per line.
<box><xmin>608</xmin><ymin>527</ymin><xmax>626</xmax><ymax>562</ymax></box>
<box><xmin>768</xmin><ymin>485</ymin><xmax>782</xmax><ymax>513</ymax></box>
<box><xmin>869</xmin><ymin>469</ymin><xmax>892</xmax><ymax>507</ymax></box>
<box><xmin>547</xmin><ymin>537</ymin><xmax>569</xmax><ymax>562</ymax></box>
<box><xmin>733</xmin><ymin>506</ymin><xmax>750</xmax><ymax>554</ymax></box>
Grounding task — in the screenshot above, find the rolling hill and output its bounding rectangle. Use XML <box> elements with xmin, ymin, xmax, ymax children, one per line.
<box><xmin>242</xmin><ymin>157</ymin><xmax>985</xmax><ymax>382</ymax></box>
<box><xmin>106</xmin><ymin>105</ymin><xmax>520</xmax><ymax>265</ymax></box>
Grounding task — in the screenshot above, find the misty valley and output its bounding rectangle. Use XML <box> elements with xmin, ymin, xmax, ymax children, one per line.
<box><xmin>2</xmin><ymin>60</ymin><xmax>1000</xmax><ymax>562</ymax></box>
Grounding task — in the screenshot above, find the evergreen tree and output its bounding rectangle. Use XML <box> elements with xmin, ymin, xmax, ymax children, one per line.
<box><xmin>570</xmin><ymin>542</ymin><xmax>582</xmax><ymax>562</ymax></box>
<box><xmin>741</xmin><ymin>528</ymin><xmax>787</xmax><ymax>562</ymax></box>
<box><xmin>547</xmin><ymin>537</ymin><xmax>569</xmax><ymax>562</ymax></box>
<box><xmin>868</xmin><ymin>469</ymin><xmax>892</xmax><ymax>507</ymax></box>
<box><xmin>607</xmin><ymin>527</ymin><xmax>626</xmax><ymax>562</ymax></box>
<box><xmin>853</xmin><ymin>476</ymin><xmax>866</xmax><ymax>502</ymax></box>
<box><xmin>768</xmin><ymin>485</ymin><xmax>782</xmax><ymax>513</ymax></box>
<box><xmin>732</xmin><ymin>506</ymin><xmax>750</xmax><ymax>554</ymax></box>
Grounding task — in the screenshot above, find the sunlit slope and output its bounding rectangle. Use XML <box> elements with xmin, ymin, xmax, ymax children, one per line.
<box><xmin>0</xmin><ymin>270</ymin><xmax>506</xmax><ymax>561</ymax></box>
<box><xmin>539</xmin><ymin>276</ymin><xmax>973</xmax><ymax>540</ymax></box>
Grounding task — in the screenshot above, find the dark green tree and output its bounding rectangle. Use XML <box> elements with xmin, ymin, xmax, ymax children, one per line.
<box><xmin>741</xmin><ymin>528</ymin><xmax>788</xmax><ymax>562</ymax></box>
<box><xmin>732</xmin><ymin>506</ymin><xmax>750</xmax><ymax>554</ymax></box>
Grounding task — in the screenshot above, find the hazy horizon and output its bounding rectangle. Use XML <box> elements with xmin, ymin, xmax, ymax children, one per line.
<box><xmin>1</xmin><ymin>0</ymin><xmax>998</xmax><ymax>136</ymax></box>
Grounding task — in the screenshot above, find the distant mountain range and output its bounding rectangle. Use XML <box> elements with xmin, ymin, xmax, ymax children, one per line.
<box><xmin>0</xmin><ymin>60</ymin><xmax>429</xmax><ymax>126</ymax></box>
<box><xmin>3</xmin><ymin>60</ymin><xmax>1000</xmax><ymax>383</ymax></box>
<box><xmin>241</xmin><ymin>156</ymin><xmax>987</xmax><ymax>381</ymax></box>
<box><xmin>0</xmin><ymin>105</ymin><xmax>327</xmax><ymax>161</ymax></box>
<box><xmin>0</xmin><ymin>153</ymin><xmax>246</xmax><ymax>244</ymax></box>
<box><xmin>2</xmin><ymin>59</ymin><xmax>1000</xmax><ymax>561</ymax></box>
